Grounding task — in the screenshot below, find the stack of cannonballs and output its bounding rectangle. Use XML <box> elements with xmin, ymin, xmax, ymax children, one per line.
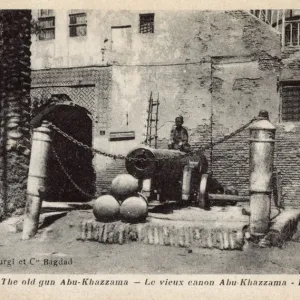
<box><xmin>92</xmin><ymin>174</ymin><xmax>148</xmax><ymax>223</ymax></box>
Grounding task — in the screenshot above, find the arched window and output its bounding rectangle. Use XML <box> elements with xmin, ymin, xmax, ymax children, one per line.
<box><xmin>285</xmin><ymin>21</ymin><xmax>300</xmax><ymax>46</ymax></box>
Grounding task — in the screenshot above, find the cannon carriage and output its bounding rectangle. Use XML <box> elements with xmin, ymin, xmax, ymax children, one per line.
<box><xmin>125</xmin><ymin>146</ymin><xmax>240</xmax><ymax>210</ymax></box>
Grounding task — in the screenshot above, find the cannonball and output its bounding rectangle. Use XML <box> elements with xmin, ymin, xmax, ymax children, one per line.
<box><xmin>93</xmin><ymin>195</ymin><xmax>120</xmax><ymax>222</ymax></box>
<box><xmin>111</xmin><ymin>174</ymin><xmax>139</xmax><ymax>201</ymax></box>
<box><xmin>120</xmin><ymin>196</ymin><xmax>148</xmax><ymax>223</ymax></box>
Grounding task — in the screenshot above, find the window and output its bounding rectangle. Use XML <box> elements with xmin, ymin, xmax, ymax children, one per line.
<box><xmin>139</xmin><ymin>13</ymin><xmax>154</xmax><ymax>34</ymax></box>
<box><xmin>285</xmin><ymin>21</ymin><xmax>300</xmax><ymax>47</ymax></box>
<box><xmin>281</xmin><ymin>85</ymin><xmax>300</xmax><ymax>121</ymax></box>
<box><xmin>38</xmin><ymin>9</ymin><xmax>55</xmax><ymax>40</ymax></box>
<box><xmin>69</xmin><ymin>12</ymin><xmax>87</xmax><ymax>37</ymax></box>
<box><xmin>39</xmin><ymin>9</ymin><xmax>54</xmax><ymax>17</ymax></box>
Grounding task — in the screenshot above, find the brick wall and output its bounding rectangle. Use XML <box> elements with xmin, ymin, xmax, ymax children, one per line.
<box><xmin>210</xmin><ymin>124</ymin><xmax>249</xmax><ymax>196</ymax></box>
<box><xmin>198</xmin><ymin>11</ymin><xmax>284</xmax><ymax>204</ymax></box>
<box><xmin>96</xmin><ymin>160</ymin><xmax>127</xmax><ymax>194</ymax></box>
<box><xmin>31</xmin><ymin>67</ymin><xmax>112</xmax><ymax>129</ymax></box>
<box><xmin>273</xmin><ymin>17</ymin><xmax>300</xmax><ymax>205</ymax></box>
<box><xmin>206</xmin><ymin>122</ymin><xmax>300</xmax><ymax>208</ymax></box>
<box><xmin>275</xmin><ymin>124</ymin><xmax>300</xmax><ymax>207</ymax></box>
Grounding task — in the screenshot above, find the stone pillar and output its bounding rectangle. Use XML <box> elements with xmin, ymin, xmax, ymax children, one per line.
<box><xmin>142</xmin><ymin>179</ymin><xmax>152</xmax><ymax>198</ymax></box>
<box><xmin>249</xmin><ymin>110</ymin><xmax>276</xmax><ymax>235</ymax></box>
<box><xmin>182</xmin><ymin>164</ymin><xmax>192</xmax><ymax>202</ymax></box>
<box><xmin>22</xmin><ymin>121</ymin><xmax>52</xmax><ymax>240</ymax></box>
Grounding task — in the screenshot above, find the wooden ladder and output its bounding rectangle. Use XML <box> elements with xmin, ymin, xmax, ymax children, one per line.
<box><xmin>145</xmin><ymin>92</ymin><xmax>160</xmax><ymax>148</ymax></box>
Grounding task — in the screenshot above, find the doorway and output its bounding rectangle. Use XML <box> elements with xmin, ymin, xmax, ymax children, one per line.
<box><xmin>33</xmin><ymin>100</ymin><xmax>95</xmax><ymax>202</ymax></box>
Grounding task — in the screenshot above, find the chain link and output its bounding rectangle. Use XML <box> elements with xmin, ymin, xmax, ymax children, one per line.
<box><xmin>47</xmin><ymin>117</ymin><xmax>258</xmax><ymax>162</ymax></box>
<box><xmin>51</xmin><ymin>145</ymin><xmax>96</xmax><ymax>198</ymax></box>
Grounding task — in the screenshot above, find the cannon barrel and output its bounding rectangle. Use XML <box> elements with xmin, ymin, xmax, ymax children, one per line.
<box><xmin>125</xmin><ymin>146</ymin><xmax>208</xmax><ymax>180</ymax></box>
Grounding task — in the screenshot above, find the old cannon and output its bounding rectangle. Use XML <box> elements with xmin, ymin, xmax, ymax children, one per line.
<box><xmin>125</xmin><ymin>146</ymin><xmax>236</xmax><ymax>209</ymax></box>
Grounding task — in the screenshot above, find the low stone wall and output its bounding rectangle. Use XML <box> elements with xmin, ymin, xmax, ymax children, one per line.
<box><xmin>77</xmin><ymin>218</ymin><xmax>245</xmax><ymax>250</ymax></box>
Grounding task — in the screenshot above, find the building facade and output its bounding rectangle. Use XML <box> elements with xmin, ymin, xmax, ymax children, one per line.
<box><xmin>30</xmin><ymin>9</ymin><xmax>300</xmax><ymax>207</ymax></box>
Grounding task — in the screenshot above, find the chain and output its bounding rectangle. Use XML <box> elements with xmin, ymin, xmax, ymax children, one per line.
<box><xmin>48</xmin><ymin>117</ymin><xmax>258</xmax><ymax>197</ymax></box>
<box><xmin>48</xmin><ymin>122</ymin><xmax>136</xmax><ymax>161</ymax></box>
<box><xmin>200</xmin><ymin>117</ymin><xmax>258</xmax><ymax>151</ymax></box>
<box><xmin>47</xmin><ymin>117</ymin><xmax>258</xmax><ymax>162</ymax></box>
<box><xmin>51</xmin><ymin>145</ymin><xmax>96</xmax><ymax>198</ymax></box>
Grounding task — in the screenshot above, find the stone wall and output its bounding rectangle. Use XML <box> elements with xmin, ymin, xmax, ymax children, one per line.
<box><xmin>281</xmin><ymin>48</ymin><xmax>300</xmax><ymax>80</ymax></box>
<box><xmin>52</xmin><ymin>11</ymin><xmax>284</xmax><ymax>198</ymax></box>
<box><xmin>100</xmin><ymin>11</ymin><xmax>282</xmax><ymax>197</ymax></box>
<box><xmin>30</xmin><ymin>67</ymin><xmax>112</xmax><ymax>198</ymax></box>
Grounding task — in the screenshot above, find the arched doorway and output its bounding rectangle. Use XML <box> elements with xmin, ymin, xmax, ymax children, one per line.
<box><xmin>31</xmin><ymin>94</ymin><xmax>95</xmax><ymax>202</ymax></box>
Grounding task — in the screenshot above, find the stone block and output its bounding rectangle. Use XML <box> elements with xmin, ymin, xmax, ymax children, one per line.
<box><xmin>264</xmin><ymin>209</ymin><xmax>300</xmax><ymax>247</ymax></box>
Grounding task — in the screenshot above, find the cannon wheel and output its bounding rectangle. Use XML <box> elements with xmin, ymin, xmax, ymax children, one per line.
<box><xmin>197</xmin><ymin>173</ymin><xmax>210</xmax><ymax>210</ymax></box>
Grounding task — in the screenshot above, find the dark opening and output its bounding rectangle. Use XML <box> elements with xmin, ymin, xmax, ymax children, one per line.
<box><xmin>139</xmin><ymin>13</ymin><xmax>154</xmax><ymax>34</ymax></box>
<box><xmin>42</xmin><ymin>104</ymin><xmax>95</xmax><ymax>202</ymax></box>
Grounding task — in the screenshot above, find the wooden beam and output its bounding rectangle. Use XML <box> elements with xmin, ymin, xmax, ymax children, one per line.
<box><xmin>282</xmin><ymin>10</ymin><xmax>286</xmax><ymax>47</ymax></box>
<box><xmin>42</xmin><ymin>201</ymin><xmax>93</xmax><ymax>211</ymax></box>
<box><xmin>271</xmin><ymin>10</ymin><xmax>274</xmax><ymax>26</ymax></box>
<box><xmin>208</xmin><ymin>194</ymin><xmax>250</xmax><ymax>202</ymax></box>
<box><xmin>290</xmin><ymin>22</ymin><xmax>293</xmax><ymax>46</ymax></box>
<box><xmin>298</xmin><ymin>22</ymin><xmax>300</xmax><ymax>46</ymax></box>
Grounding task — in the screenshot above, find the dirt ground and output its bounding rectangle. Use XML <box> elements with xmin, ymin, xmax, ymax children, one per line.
<box><xmin>1</xmin><ymin>210</ymin><xmax>300</xmax><ymax>274</ymax></box>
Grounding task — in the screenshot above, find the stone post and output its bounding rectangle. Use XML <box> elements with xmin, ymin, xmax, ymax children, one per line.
<box><xmin>142</xmin><ymin>179</ymin><xmax>152</xmax><ymax>198</ymax></box>
<box><xmin>249</xmin><ymin>110</ymin><xmax>276</xmax><ymax>235</ymax></box>
<box><xmin>22</xmin><ymin>121</ymin><xmax>52</xmax><ymax>240</ymax></box>
<box><xmin>182</xmin><ymin>163</ymin><xmax>192</xmax><ymax>202</ymax></box>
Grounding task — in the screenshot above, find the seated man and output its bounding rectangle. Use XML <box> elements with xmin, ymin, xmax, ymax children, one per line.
<box><xmin>168</xmin><ymin>116</ymin><xmax>191</xmax><ymax>152</ymax></box>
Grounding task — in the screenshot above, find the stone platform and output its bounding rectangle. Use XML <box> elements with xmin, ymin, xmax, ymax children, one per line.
<box><xmin>77</xmin><ymin>206</ymin><xmax>249</xmax><ymax>250</ymax></box>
